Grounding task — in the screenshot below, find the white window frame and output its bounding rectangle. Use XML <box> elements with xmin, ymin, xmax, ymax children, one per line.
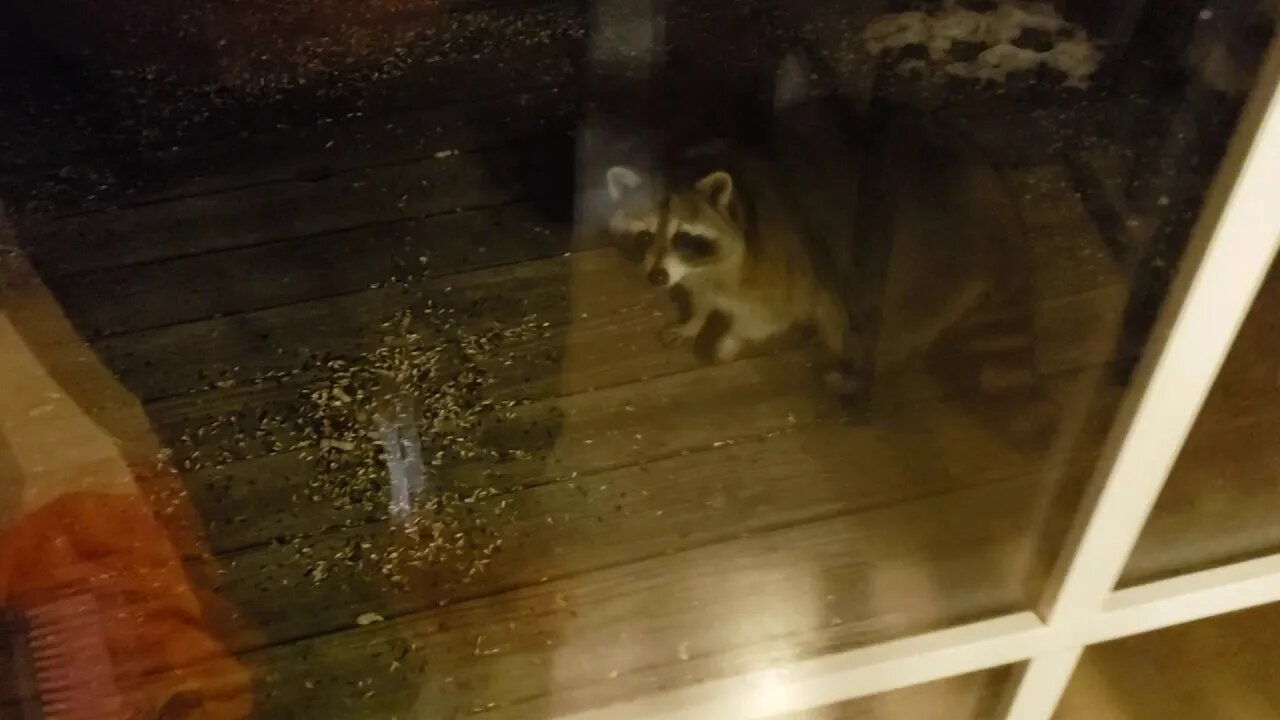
<box><xmin>563</xmin><ymin>32</ymin><xmax>1280</xmax><ymax>720</ymax></box>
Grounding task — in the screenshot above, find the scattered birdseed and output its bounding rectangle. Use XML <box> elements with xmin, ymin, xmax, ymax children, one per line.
<box><xmin>172</xmin><ymin>300</ymin><xmax>548</xmax><ymax>588</ymax></box>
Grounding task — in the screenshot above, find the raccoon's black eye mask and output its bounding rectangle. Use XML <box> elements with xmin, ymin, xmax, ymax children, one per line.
<box><xmin>672</xmin><ymin>231</ymin><xmax>716</xmax><ymax>261</ymax></box>
<box><xmin>622</xmin><ymin>229</ymin><xmax>654</xmax><ymax>262</ymax></box>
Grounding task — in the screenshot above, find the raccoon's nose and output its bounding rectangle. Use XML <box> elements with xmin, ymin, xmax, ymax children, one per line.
<box><xmin>647</xmin><ymin>267</ymin><xmax>669</xmax><ymax>286</ymax></box>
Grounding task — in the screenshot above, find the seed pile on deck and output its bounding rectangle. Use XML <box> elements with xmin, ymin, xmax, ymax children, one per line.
<box><xmin>175</xmin><ymin>299</ymin><xmax>547</xmax><ymax>587</ymax></box>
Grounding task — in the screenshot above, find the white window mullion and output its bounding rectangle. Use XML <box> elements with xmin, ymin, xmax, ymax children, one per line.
<box><xmin>1096</xmin><ymin>553</ymin><xmax>1280</xmax><ymax>643</ymax></box>
<box><xmin>1003</xmin><ymin>34</ymin><xmax>1280</xmax><ymax>720</ymax></box>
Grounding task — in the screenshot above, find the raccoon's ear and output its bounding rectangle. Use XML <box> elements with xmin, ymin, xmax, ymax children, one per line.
<box><xmin>695</xmin><ymin>171</ymin><xmax>735</xmax><ymax>214</ymax></box>
<box><xmin>606</xmin><ymin>166</ymin><xmax>645</xmax><ymax>202</ymax></box>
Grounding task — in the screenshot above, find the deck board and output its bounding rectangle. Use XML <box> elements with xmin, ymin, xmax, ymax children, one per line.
<box><xmin>24</xmin><ymin>137</ymin><xmax>574</xmax><ymax>277</ymax></box>
<box><xmin>193</xmin><ymin>364</ymin><xmax>1110</xmax><ymax>645</ymax></box>
<box><xmin>231</xmin><ymin>476</ymin><xmax>1044</xmax><ymax>719</ymax></box>
<box><xmin>53</xmin><ymin>201</ymin><xmax>569</xmax><ymax>338</ymax></box>
<box><xmin>208</xmin><ymin>375</ymin><xmax>1280</xmax><ymax>719</ymax></box>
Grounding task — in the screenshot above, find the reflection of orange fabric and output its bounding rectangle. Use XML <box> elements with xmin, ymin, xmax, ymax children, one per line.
<box><xmin>0</xmin><ymin>491</ymin><xmax>251</xmax><ymax>719</ymax></box>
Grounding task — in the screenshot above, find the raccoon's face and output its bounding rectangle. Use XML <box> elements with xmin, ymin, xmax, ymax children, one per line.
<box><xmin>604</xmin><ymin>166</ymin><xmax>744</xmax><ymax>288</ymax></box>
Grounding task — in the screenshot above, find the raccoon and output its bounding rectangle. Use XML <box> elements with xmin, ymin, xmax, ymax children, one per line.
<box><xmin>606</xmin><ymin>115</ymin><xmax>1045</xmax><ymax>422</ymax></box>
<box><xmin>604</xmin><ymin>150</ymin><xmax>855</xmax><ymax>377</ymax></box>
<box><xmin>856</xmin><ymin>110</ymin><xmax>1035</xmax><ymax>383</ymax></box>
<box><xmin>862</xmin><ymin>114</ymin><xmax>1052</xmax><ymax>444</ymax></box>
<box><xmin>770</xmin><ymin>49</ymin><xmax>1042</xmax><ymax>406</ymax></box>
<box><xmin>601</xmin><ymin>52</ymin><xmax>1052</xmax><ymax>442</ymax></box>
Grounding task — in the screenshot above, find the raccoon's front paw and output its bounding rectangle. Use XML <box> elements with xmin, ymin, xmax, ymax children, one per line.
<box><xmin>714</xmin><ymin>335</ymin><xmax>743</xmax><ymax>363</ymax></box>
<box><xmin>659</xmin><ymin>322</ymin><xmax>699</xmax><ymax>347</ymax></box>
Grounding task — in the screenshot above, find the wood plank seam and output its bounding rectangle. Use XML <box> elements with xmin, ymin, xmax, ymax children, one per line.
<box><xmin>34</xmin><ymin>194</ymin><xmax>543</xmax><ymax>280</ymax></box>
<box><xmin>31</xmin><ymin>123</ymin><xmax>575</xmax><ymax>224</ymax></box>
<box><xmin>69</xmin><ymin>204</ymin><xmax>549</xmax><ymax>338</ymax></box>
<box><xmin>194</xmin><ymin>438</ymin><xmax>1024</xmax><ymax>564</ymax></box>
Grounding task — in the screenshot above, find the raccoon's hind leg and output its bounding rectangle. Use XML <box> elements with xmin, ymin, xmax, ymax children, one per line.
<box><xmin>816</xmin><ymin>296</ymin><xmax>868</xmax><ymax>402</ymax></box>
<box><xmin>930</xmin><ymin>308</ymin><xmax>1057</xmax><ymax>450</ymax></box>
<box><xmin>815</xmin><ymin>297</ymin><xmax>846</xmax><ymax>356</ymax></box>
<box><xmin>713</xmin><ymin>307</ymin><xmax>787</xmax><ymax>362</ymax></box>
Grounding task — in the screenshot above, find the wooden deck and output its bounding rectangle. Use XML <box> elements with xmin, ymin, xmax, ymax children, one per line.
<box><xmin>3</xmin><ymin>103</ymin><xmax>1128</xmax><ymax>717</ymax></box>
<box><xmin>3</xmin><ymin>8</ymin><xmax>1279</xmax><ymax>717</ymax></box>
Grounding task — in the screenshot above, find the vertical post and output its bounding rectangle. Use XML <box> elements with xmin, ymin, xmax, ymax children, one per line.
<box><xmin>1001</xmin><ymin>34</ymin><xmax>1280</xmax><ymax>720</ymax></box>
<box><xmin>1003</xmin><ymin>648</ymin><xmax>1084</xmax><ymax>720</ymax></box>
<box><xmin>573</xmin><ymin>0</ymin><xmax>664</xmax><ymax>248</ymax></box>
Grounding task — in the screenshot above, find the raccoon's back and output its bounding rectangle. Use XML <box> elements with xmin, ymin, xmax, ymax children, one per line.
<box><xmin>861</xmin><ymin>111</ymin><xmax>1032</xmax><ymax>369</ymax></box>
<box><xmin>862</xmin><ymin>112</ymin><xmax>1050</xmax><ymax>443</ymax></box>
<box><xmin>727</xmin><ymin>153</ymin><xmax>845</xmax><ymax>318</ymax></box>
